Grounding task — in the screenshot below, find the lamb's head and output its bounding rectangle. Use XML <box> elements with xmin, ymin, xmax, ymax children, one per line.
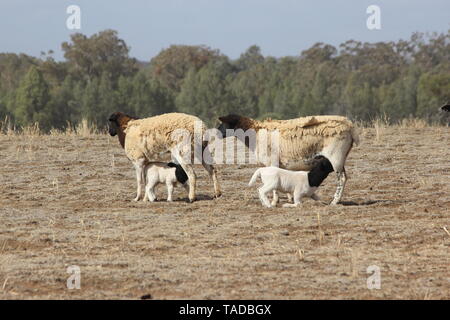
<box><xmin>217</xmin><ymin>114</ymin><xmax>245</xmax><ymax>138</ymax></box>
<box><xmin>317</xmin><ymin>156</ymin><xmax>334</xmax><ymax>174</ymax></box>
<box><xmin>108</xmin><ymin>112</ymin><xmax>137</xmax><ymax>136</ymax></box>
<box><xmin>441</xmin><ymin>103</ymin><xmax>450</xmax><ymax>112</ymax></box>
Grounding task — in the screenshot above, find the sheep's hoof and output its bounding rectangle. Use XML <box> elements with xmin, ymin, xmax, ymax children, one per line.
<box><xmin>330</xmin><ymin>200</ymin><xmax>340</xmax><ymax>205</ymax></box>
<box><xmin>214</xmin><ymin>192</ymin><xmax>222</xmax><ymax>199</ymax></box>
<box><xmin>188</xmin><ymin>198</ymin><xmax>196</xmax><ymax>203</ymax></box>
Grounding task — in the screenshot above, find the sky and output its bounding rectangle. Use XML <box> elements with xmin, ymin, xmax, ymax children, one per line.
<box><xmin>0</xmin><ymin>0</ymin><xmax>449</xmax><ymax>61</ymax></box>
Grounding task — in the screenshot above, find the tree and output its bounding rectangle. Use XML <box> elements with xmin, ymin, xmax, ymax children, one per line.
<box><xmin>416</xmin><ymin>72</ymin><xmax>450</xmax><ymax>119</ymax></box>
<box><xmin>14</xmin><ymin>66</ymin><xmax>53</xmax><ymax>130</ymax></box>
<box><xmin>235</xmin><ymin>45</ymin><xmax>264</xmax><ymax>71</ymax></box>
<box><xmin>149</xmin><ymin>45</ymin><xmax>222</xmax><ymax>93</ymax></box>
<box><xmin>176</xmin><ymin>58</ymin><xmax>237</xmax><ymax>124</ymax></box>
<box><xmin>62</xmin><ymin>30</ymin><xmax>138</xmax><ymax>83</ymax></box>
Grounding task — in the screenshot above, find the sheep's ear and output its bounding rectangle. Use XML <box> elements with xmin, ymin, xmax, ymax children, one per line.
<box><xmin>219</xmin><ymin>114</ymin><xmax>240</xmax><ymax>127</ymax></box>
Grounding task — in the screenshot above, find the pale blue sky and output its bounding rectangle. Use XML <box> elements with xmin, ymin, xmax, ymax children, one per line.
<box><xmin>0</xmin><ymin>0</ymin><xmax>449</xmax><ymax>61</ymax></box>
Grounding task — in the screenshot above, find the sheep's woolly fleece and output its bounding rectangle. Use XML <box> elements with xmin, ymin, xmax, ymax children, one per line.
<box><xmin>124</xmin><ymin>113</ymin><xmax>207</xmax><ymax>162</ymax></box>
<box><xmin>240</xmin><ymin>115</ymin><xmax>357</xmax><ymax>140</ymax></box>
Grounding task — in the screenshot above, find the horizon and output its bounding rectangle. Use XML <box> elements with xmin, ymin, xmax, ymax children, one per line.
<box><xmin>1</xmin><ymin>0</ymin><xmax>449</xmax><ymax>62</ymax></box>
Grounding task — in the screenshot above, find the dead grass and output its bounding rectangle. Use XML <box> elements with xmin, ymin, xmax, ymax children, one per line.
<box><xmin>0</xmin><ymin>126</ymin><xmax>448</xmax><ymax>299</ymax></box>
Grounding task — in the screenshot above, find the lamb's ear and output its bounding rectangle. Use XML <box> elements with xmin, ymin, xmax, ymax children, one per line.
<box><xmin>167</xmin><ymin>162</ymin><xmax>177</xmax><ymax>168</ymax></box>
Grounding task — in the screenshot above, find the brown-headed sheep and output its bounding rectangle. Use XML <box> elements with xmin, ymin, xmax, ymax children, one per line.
<box><xmin>108</xmin><ymin>112</ymin><xmax>221</xmax><ymax>202</ymax></box>
<box><xmin>217</xmin><ymin>114</ymin><xmax>359</xmax><ymax>205</ymax></box>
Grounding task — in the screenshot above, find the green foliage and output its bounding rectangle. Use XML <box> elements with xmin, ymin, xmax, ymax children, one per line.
<box><xmin>176</xmin><ymin>58</ymin><xmax>238</xmax><ymax>125</ymax></box>
<box><xmin>0</xmin><ymin>29</ymin><xmax>449</xmax><ymax>130</ymax></box>
<box><xmin>14</xmin><ymin>66</ymin><xmax>52</xmax><ymax>130</ymax></box>
<box><xmin>61</xmin><ymin>30</ymin><xmax>138</xmax><ymax>83</ymax></box>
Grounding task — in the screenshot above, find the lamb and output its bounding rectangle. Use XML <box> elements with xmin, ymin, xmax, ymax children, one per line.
<box><xmin>441</xmin><ymin>103</ymin><xmax>450</xmax><ymax>112</ymax></box>
<box><xmin>248</xmin><ymin>156</ymin><xmax>334</xmax><ymax>208</ymax></box>
<box><xmin>144</xmin><ymin>162</ymin><xmax>189</xmax><ymax>202</ymax></box>
<box><xmin>218</xmin><ymin>114</ymin><xmax>359</xmax><ymax>205</ymax></box>
<box><xmin>108</xmin><ymin>112</ymin><xmax>221</xmax><ymax>202</ymax></box>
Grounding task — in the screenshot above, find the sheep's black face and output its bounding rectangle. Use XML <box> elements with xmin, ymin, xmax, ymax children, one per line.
<box><xmin>217</xmin><ymin>114</ymin><xmax>240</xmax><ymax>138</ymax></box>
<box><xmin>108</xmin><ymin>122</ymin><xmax>117</xmax><ymax>136</ymax></box>
<box><xmin>108</xmin><ymin>113</ymin><xmax>119</xmax><ymax>136</ymax></box>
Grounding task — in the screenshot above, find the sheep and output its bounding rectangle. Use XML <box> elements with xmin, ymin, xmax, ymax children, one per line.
<box><xmin>144</xmin><ymin>162</ymin><xmax>189</xmax><ymax>202</ymax></box>
<box><xmin>108</xmin><ymin>112</ymin><xmax>221</xmax><ymax>202</ymax></box>
<box><xmin>248</xmin><ymin>156</ymin><xmax>334</xmax><ymax>208</ymax></box>
<box><xmin>217</xmin><ymin>114</ymin><xmax>359</xmax><ymax>205</ymax></box>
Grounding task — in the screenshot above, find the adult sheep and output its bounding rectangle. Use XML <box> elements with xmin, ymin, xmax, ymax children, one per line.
<box><xmin>217</xmin><ymin>114</ymin><xmax>359</xmax><ymax>205</ymax></box>
<box><xmin>108</xmin><ymin>112</ymin><xmax>221</xmax><ymax>202</ymax></box>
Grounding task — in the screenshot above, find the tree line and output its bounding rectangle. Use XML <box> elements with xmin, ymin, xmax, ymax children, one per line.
<box><xmin>0</xmin><ymin>29</ymin><xmax>448</xmax><ymax>131</ymax></box>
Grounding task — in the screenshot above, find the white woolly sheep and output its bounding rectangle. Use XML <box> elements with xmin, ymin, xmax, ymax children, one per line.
<box><xmin>108</xmin><ymin>112</ymin><xmax>221</xmax><ymax>203</ymax></box>
<box><xmin>248</xmin><ymin>156</ymin><xmax>334</xmax><ymax>208</ymax></box>
<box><xmin>218</xmin><ymin>114</ymin><xmax>359</xmax><ymax>205</ymax></box>
<box><xmin>144</xmin><ymin>162</ymin><xmax>189</xmax><ymax>202</ymax></box>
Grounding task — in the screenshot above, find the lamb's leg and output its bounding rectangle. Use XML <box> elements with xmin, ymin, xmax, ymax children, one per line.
<box><xmin>202</xmin><ymin>161</ymin><xmax>221</xmax><ymax>198</ymax></box>
<box><xmin>331</xmin><ymin>168</ymin><xmax>347</xmax><ymax>205</ymax></box>
<box><xmin>258</xmin><ymin>186</ymin><xmax>273</xmax><ymax>208</ymax></box>
<box><xmin>283</xmin><ymin>190</ymin><xmax>302</xmax><ymax>208</ymax></box>
<box><xmin>133</xmin><ymin>159</ymin><xmax>146</xmax><ymax>201</ymax></box>
<box><xmin>271</xmin><ymin>190</ymin><xmax>279</xmax><ymax>207</ymax></box>
<box><xmin>148</xmin><ymin>186</ymin><xmax>156</xmax><ymax>202</ymax></box>
<box><xmin>311</xmin><ymin>193</ymin><xmax>320</xmax><ymax>201</ymax></box>
<box><xmin>286</xmin><ymin>193</ymin><xmax>293</xmax><ymax>203</ymax></box>
<box><xmin>166</xmin><ymin>183</ymin><xmax>174</xmax><ymax>202</ymax></box>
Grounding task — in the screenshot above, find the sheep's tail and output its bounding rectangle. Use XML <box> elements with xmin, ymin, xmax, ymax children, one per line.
<box><xmin>351</xmin><ymin>126</ymin><xmax>360</xmax><ymax>147</ymax></box>
<box><xmin>248</xmin><ymin>169</ymin><xmax>262</xmax><ymax>187</ymax></box>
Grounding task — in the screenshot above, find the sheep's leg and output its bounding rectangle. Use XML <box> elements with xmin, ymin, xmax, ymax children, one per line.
<box><xmin>331</xmin><ymin>169</ymin><xmax>347</xmax><ymax>205</ymax></box>
<box><xmin>166</xmin><ymin>183</ymin><xmax>174</xmax><ymax>202</ymax></box>
<box><xmin>172</xmin><ymin>150</ymin><xmax>197</xmax><ymax>202</ymax></box>
<box><xmin>133</xmin><ymin>159</ymin><xmax>146</xmax><ymax>201</ymax></box>
<box><xmin>202</xmin><ymin>161</ymin><xmax>221</xmax><ymax>198</ymax></box>
<box><xmin>183</xmin><ymin>183</ymin><xmax>190</xmax><ymax>196</ymax></box>
<box><xmin>271</xmin><ymin>190</ymin><xmax>279</xmax><ymax>207</ymax></box>
<box><xmin>181</xmin><ymin>164</ymin><xmax>196</xmax><ymax>202</ymax></box>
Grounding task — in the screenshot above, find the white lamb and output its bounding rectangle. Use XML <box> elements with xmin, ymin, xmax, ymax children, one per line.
<box><xmin>248</xmin><ymin>156</ymin><xmax>334</xmax><ymax>208</ymax></box>
<box><xmin>144</xmin><ymin>162</ymin><xmax>189</xmax><ymax>202</ymax></box>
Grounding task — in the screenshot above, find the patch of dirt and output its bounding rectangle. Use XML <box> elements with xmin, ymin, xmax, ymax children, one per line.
<box><xmin>0</xmin><ymin>128</ymin><xmax>449</xmax><ymax>299</ymax></box>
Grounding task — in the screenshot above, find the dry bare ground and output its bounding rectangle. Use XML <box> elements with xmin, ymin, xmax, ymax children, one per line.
<box><xmin>0</xmin><ymin>126</ymin><xmax>448</xmax><ymax>299</ymax></box>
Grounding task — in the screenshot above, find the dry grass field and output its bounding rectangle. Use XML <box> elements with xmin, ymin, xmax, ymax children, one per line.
<box><xmin>0</xmin><ymin>124</ymin><xmax>449</xmax><ymax>299</ymax></box>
